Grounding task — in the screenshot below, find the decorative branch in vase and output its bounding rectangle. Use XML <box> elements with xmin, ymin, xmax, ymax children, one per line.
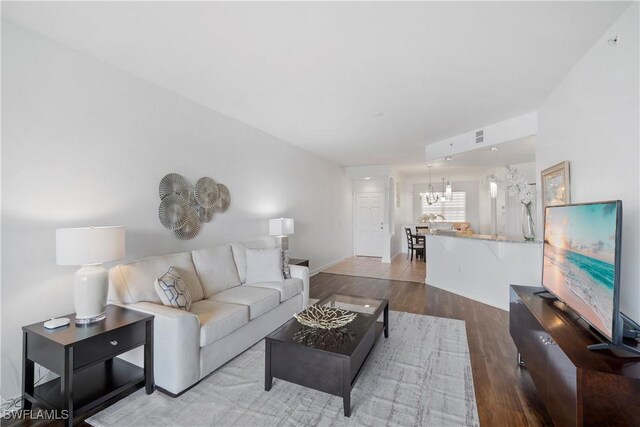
<box><xmin>504</xmin><ymin>166</ymin><xmax>536</xmax><ymax>241</ymax></box>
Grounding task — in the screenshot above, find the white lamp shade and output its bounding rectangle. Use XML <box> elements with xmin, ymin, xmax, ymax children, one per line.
<box><xmin>56</xmin><ymin>226</ymin><xmax>125</xmax><ymax>265</ymax></box>
<box><xmin>269</xmin><ymin>218</ymin><xmax>294</xmax><ymax>236</ymax></box>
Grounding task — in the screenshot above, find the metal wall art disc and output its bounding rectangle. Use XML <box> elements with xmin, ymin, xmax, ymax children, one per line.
<box><xmin>196</xmin><ymin>205</ymin><xmax>214</xmax><ymax>223</ymax></box>
<box><xmin>158</xmin><ymin>194</ymin><xmax>190</xmax><ymax>230</ymax></box>
<box><xmin>174</xmin><ymin>207</ymin><xmax>201</xmax><ymax>240</ymax></box>
<box><xmin>213</xmin><ymin>183</ymin><xmax>231</xmax><ymax>213</ymax></box>
<box><xmin>194</xmin><ymin>177</ymin><xmax>219</xmax><ymax>208</ymax></box>
<box><xmin>158</xmin><ymin>173</ymin><xmax>231</xmax><ymax>239</ymax></box>
<box><xmin>159</xmin><ymin>173</ymin><xmax>191</xmax><ymax>200</ymax></box>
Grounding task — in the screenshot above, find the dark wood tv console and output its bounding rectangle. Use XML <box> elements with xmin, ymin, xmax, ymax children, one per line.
<box><xmin>510</xmin><ymin>285</ymin><xmax>640</xmax><ymax>426</ymax></box>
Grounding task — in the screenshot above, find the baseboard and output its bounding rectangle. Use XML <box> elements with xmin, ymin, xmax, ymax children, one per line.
<box><xmin>309</xmin><ymin>256</ymin><xmax>350</xmax><ymax>276</ymax></box>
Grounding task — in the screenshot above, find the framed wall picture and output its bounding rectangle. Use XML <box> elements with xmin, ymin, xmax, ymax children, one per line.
<box><xmin>541</xmin><ymin>161</ymin><xmax>570</xmax><ymax>208</ymax></box>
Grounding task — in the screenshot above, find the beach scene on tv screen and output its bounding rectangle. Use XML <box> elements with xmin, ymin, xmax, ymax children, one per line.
<box><xmin>543</xmin><ymin>203</ymin><xmax>617</xmax><ymax>339</ymax></box>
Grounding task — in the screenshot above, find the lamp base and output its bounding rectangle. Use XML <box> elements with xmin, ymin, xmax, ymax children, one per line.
<box><xmin>275</xmin><ymin>236</ymin><xmax>289</xmax><ymax>251</ymax></box>
<box><xmin>75</xmin><ymin>312</ymin><xmax>106</xmax><ymax>325</ymax></box>
<box><xmin>74</xmin><ymin>264</ymin><xmax>109</xmax><ymax>325</ymax></box>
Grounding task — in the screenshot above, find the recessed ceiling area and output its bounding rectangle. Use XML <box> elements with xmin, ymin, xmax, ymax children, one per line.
<box><xmin>1</xmin><ymin>1</ymin><xmax>630</xmax><ymax>167</ymax></box>
<box><xmin>402</xmin><ymin>136</ymin><xmax>536</xmax><ymax>182</ymax></box>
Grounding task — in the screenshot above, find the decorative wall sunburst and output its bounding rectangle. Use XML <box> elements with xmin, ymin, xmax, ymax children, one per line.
<box><xmin>158</xmin><ymin>173</ymin><xmax>231</xmax><ymax>239</ymax></box>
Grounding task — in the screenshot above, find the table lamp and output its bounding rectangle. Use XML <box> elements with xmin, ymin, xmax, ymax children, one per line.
<box><xmin>56</xmin><ymin>226</ymin><xmax>125</xmax><ymax>325</ymax></box>
<box><xmin>269</xmin><ymin>218</ymin><xmax>294</xmax><ymax>250</ymax></box>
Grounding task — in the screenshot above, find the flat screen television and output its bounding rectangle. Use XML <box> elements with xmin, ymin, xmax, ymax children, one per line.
<box><xmin>542</xmin><ymin>201</ymin><xmax>622</xmax><ymax>342</ymax></box>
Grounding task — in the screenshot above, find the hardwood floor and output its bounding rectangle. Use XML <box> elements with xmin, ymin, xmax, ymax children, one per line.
<box><xmin>310</xmin><ymin>272</ymin><xmax>553</xmax><ymax>427</ymax></box>
<box><xmin>324</xmin><ymin>254</ymin><xmax>426</xmax><ymax>283</ymax></box>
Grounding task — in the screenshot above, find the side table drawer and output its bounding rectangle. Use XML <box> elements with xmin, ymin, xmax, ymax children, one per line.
<box><xmin>74</xmin><ymin>323</ymin><xmax>146</xmax><ymax>369</ymax></box>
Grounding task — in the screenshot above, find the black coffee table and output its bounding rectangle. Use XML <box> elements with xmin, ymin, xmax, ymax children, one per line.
<box><xmin>265</xmin><ymin>293</ymin><xmax>389</xmax><ymax>416</ymax></box>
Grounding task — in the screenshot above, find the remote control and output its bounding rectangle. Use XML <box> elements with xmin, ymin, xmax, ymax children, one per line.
<box><xmin>44</xmin><ymin>317</ymin><xmax>71</xmax><ymax>329</ymax></box>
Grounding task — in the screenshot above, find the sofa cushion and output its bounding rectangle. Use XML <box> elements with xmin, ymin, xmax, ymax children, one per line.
<box><xmin>245</xmin><ymin>278</ymin><xmax>303</xmax><ymax>303</ymax></box>
<box><xmin>190</xmin><ymin>299</ymin><xmax>249</xmax><ymax>347</ymax></box>
<box><xmin>192</xmin><ymin>245</ymin><xmax>241</xmax><ymax>298</ymax></box>
<box><xmin>246</xmin><ymin>248</ymin><xmax>284</xmax><ymax>284</ymax></box>
<box><xmin>231</xmin><ymin>240</ymin><xmax>272</xmax><ymax>284</ymax></box>
<box><xmin>109</xmin><ymin>252</ymin><xmax>204</xmax><ymax>304</ymax></box>
<box><xmin>210</xmin><ymin>286</ymin><xmax>280</xmax><ymax>320</ymax></box>
<box><xmin>154</xmin><ymin>267</ymin><xmax>192</xmax><ymax>311</ymax></box>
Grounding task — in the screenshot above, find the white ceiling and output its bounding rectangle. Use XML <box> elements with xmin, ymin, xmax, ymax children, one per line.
<box><xmin>2</xmin><ymin>1</ymin><xmax>629</xmax><ymax>168</ymax></box>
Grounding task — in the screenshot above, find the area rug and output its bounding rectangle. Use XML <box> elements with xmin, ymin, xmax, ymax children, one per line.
<box><xmin>87</xmin><ymin>311</ymin><xmax>479</xmax><ymax>426</ymax></box>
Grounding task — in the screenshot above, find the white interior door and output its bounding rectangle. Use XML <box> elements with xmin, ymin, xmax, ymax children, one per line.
<box><xmin>355</xmin><ymin>192</ymin><xmax>384</xmax><ymax>257</ymax></box>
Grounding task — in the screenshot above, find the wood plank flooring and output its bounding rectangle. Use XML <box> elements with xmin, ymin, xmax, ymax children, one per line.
<box><xmin>324</xmin><ymin>254</ymin><xmax>426</xmax><ymax>283</ymax></box>
<box><xmin>310</xmin><ymin>272</ymin><xmax>553</xmax><ymax>427</ymax></box>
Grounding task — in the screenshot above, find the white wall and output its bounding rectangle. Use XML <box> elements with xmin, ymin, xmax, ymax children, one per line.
<box><xmin>536</xmin><ymin>3</ymin><xmax>639</xmax><ymax>321</ymax></box>
<box><xmin>0</xmin><ymin>22</ymin><xmax>353</xmax><ymax>399</ymax></box>
<box><xmin>391</xmin><ymin>174</ymin><xmax>413</xmax><ymax>258</ymax></box>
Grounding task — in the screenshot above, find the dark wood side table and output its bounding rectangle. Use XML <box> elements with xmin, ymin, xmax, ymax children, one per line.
<box><xmin>289</xmin><ymin>258</ymin><xmax>309</xmax><ymax>267</ymax></box>
<box><xmin>22</xmin><ymin>305</ymin><xmax>154</xmax><ymax>426</ymax></box>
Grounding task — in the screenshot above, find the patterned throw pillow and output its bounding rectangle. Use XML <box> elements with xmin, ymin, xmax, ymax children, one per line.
<box><xmin>282</xmin><ymin>249</ymin><xmax>291</xmax><ymax>279</ymax></box>
<box><xmin>154</xmin><ymin>266</ymin><xmax>192</xmax><ymax>311</ymax></box>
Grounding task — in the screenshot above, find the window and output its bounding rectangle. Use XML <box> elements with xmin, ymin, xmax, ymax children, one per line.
<box><xmin>420</xmin><ymin>191</ymin><xmax>466</xmax><ymax>221</ymax></box>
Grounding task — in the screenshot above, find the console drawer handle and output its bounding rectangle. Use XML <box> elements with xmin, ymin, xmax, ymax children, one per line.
<box><xmin>110</xmin><ymin>340</ymin><xmax>118</xmax><ymax>346</ymax></box>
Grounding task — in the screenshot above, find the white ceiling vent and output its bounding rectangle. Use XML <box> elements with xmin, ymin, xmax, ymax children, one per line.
<box><xmin>475</xmin><ymin>130</ymin><xmax>484</xmax><ymax>144</ymax></box>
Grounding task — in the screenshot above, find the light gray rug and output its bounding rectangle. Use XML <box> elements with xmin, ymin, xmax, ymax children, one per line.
<box><xmin>87</xmin><ymin>311</ymin><xmax>479</xmax><ymax>426</ymax></box>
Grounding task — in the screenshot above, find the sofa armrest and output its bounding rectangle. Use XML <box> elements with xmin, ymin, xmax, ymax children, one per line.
<box><xmin>112</xmin><ymin>301</ymin><xmax>201</xmax><ymax>395</ymax></box>
<box><xmin>289</xmin><ymin>265</ymin><xmax>309</xmax><ymax>308</ymax></box>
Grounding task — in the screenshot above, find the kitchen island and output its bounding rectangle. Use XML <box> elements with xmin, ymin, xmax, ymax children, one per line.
<box><xmin>425</xmin><ymin>233</ymin><xmax>542</xmax><ymax>310</ymax></box>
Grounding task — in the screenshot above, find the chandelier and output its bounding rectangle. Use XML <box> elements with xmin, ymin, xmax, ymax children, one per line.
<box><xmin>422</xmin><ymin>165</ymin><xmax>440</xmax><ymax>206</ymax></box>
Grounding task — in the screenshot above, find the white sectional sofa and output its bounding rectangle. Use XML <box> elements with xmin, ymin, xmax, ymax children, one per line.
<box><xmin>107</xmin><ymin>242</ymin><xmax>309</xmax><ymax>396</ymax></box>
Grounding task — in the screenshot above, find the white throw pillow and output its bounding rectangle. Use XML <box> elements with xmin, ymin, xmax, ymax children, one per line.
<box><xmin>154</xmin><ymin>266</ymin><xmax>192</xmax><ymax>311</ymax></box>
<box><xmin>245</xmin><ymin>248</ymin><xmax>284</xmax><ymax>284</ymax></box>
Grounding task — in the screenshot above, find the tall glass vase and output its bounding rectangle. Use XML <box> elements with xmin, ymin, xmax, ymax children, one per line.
<box><xmin>522</xmin><ymin>202</ymin><xmax>535</xmax><ymax>241</ymax></box>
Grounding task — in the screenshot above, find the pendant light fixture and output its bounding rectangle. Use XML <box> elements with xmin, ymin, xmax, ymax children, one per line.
<box><xmin>422</xmin><ymin>165</ymin><xmax>440</xmax><ymax>206</ymax></box>
<box><xmin>445</xmin><ymin>179</ymin><xmax>452</xmax><ymax>201</ymax></box>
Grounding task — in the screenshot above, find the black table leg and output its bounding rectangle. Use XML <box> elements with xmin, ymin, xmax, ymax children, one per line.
<box><xmin>21</xmin><ymin>331</ymin><xmax>34</xmax><ymax>411</ymax></box>
<box><xmin>384</xmin><ymin>303</ymin><xmax>389</xmax><ymax>338</ymax></box>
<box><xmin>144</xmin><ymin>319</ymin><xmax>155</xmax><ymax>394</ymax></box>
<box><xmin>265</xmin><ymin>340</ymin><xmax>272</xmax><ymax>391</ymax></box>
<box><xmin>61</xmin><ymin>346</ymin><xmax>73</xmax><ymax>427</ymax></box>
<box><xmin>342</xmin><ymin>359</ymin><xmax>351</xmax><ymax>417</ymax></box>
